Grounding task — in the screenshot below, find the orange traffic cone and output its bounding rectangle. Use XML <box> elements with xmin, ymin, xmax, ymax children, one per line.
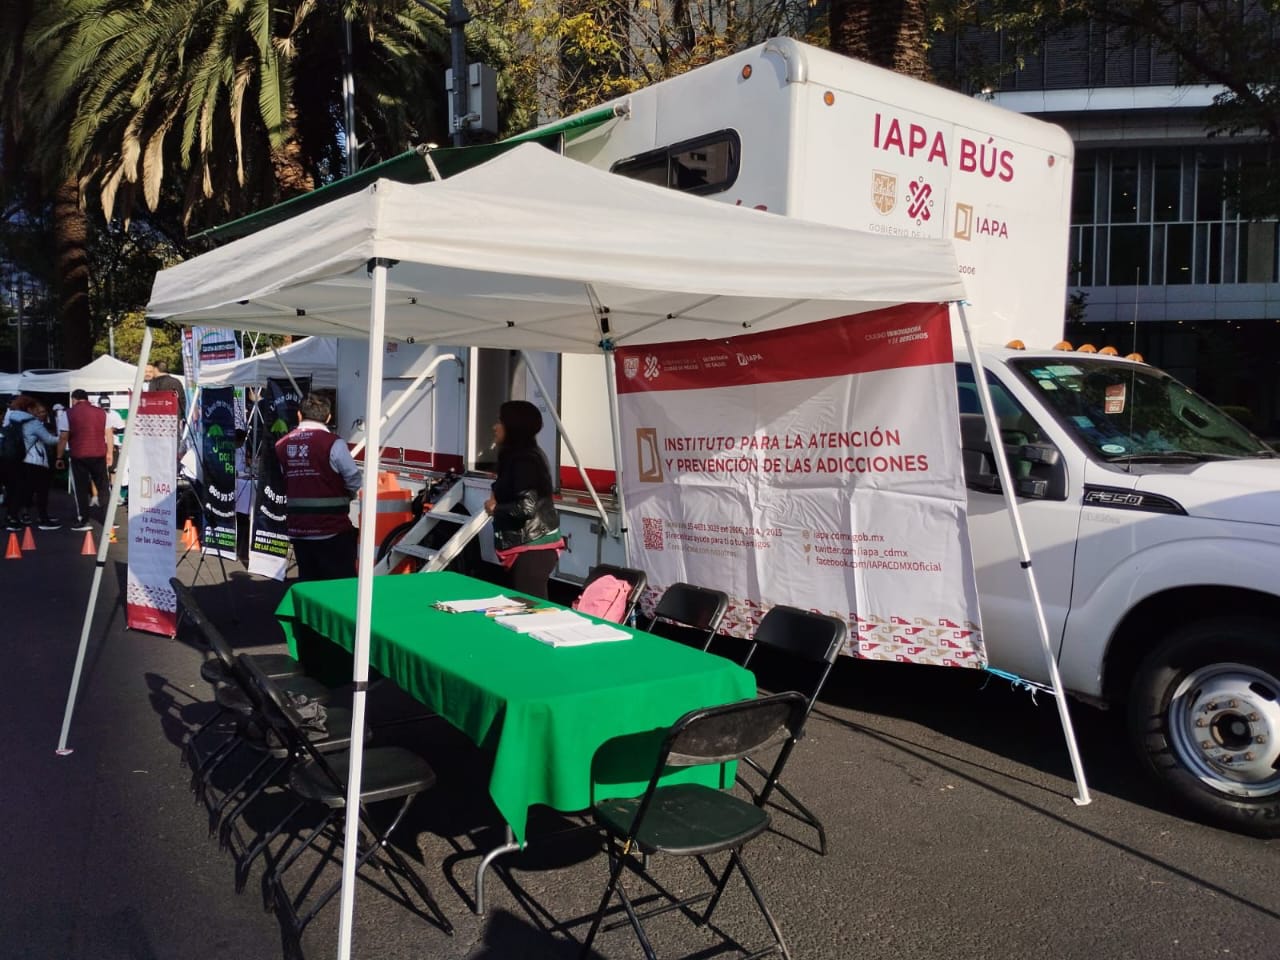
<box><xmin>4</xmin><ymin>532</ymin><xmax>20</xmax><ymax>560</ymax></box>
<box><xmin>108</xmin><ymin>525</ymin><xmax>118</xmax><ymax>545</ymax></box>
<box><xmin>21</xmin><ymin>526</ymin><xmax>35</xmax><ymax>551</ymax></box>
<box><xmin>81</xmin><ymin>529</ymin><xmax>97</xmax><ymax>556</ymax></box>
<box><xmin>181</xmin><ymin>518</ymin><xmax>195</xmax><ymax>549</ymax></box>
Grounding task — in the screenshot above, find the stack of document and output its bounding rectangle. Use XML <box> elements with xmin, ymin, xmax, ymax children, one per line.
<box><xmin>434</xmin><ymin>595</ymin><xmax>534</xmax><ymax>615</ymax></box>
<box><xmin>494</xmin><ymin>610</ymin><xmax>631</xmax><ymax>647</ymax></box>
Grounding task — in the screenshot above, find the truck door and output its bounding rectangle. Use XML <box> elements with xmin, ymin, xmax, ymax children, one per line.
<box><xmin>956</xmin><ymin>363</ymin><xmax>1081</xmax><ymax>684</ymax></box>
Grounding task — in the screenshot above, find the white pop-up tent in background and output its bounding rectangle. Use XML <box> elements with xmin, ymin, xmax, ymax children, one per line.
<box><xmin>18</xmin><ymin>354</ymin><xmax>139</xmax><ymax>395</ymax></box>
<box><xmin>58</xmin><ymin>143</ymin><xmax>1089</xmax><ymax>959</ymax></box>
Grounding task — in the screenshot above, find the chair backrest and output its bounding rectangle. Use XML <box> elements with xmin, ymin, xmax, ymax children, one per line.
<box><xmin>617</xmin><ymin>692</ymin><xmax>808</xmax><ymax>838</ymax></box>
<box><xmin>170</xmin><ymin>576</ymin><xmax>238</xmax><ymax>674</ymax></box>
<box><xmin>648</xmin><ymin>583</ymin><xmax>729</xmax><ymax>650</ymax></box>
<box><xmin>239</xmin><ymin>655</ymin><xmax>345</xmax><ymax>788</ymax></box>
<box><xmin>743</xmin><ymin>605</ymin><xmax>849</xmax><ymax>718</ymax></box>
<box><xmin>582</xmin><ymin>564</ymin><xmax>648</xmax><ymax>623</ymax></box>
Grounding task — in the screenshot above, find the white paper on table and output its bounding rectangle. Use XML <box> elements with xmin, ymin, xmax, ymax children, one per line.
<box><xmin>494</xmin><ymin>610</ymin><xmax>590</xmax><ymax>633</ymax></box>
<box><xmin>436</xmin><ymin>595</ymin><xmax>530</xmax><ymax>614</ymax></box>
<box><xmin>529</xmin><ymin>623</ymin><xmax>632</xmax><ymax>647</ymax></box>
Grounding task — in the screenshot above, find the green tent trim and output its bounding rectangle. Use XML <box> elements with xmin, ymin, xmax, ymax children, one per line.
<box><xmin>196</xmin><ymin>105</ymin><xmax>624</xmax><ymax>244</ymax></box>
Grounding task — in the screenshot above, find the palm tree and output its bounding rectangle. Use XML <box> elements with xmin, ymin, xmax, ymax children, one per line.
<box><xmin>28</xmin><ymin>0</ymin><xmax>453</xmax><ymax>230</ymax></box>
<box><xmin>828</xmin><ymin>0</ymin><xmax>932</xmax><ymax>80</ymax></box>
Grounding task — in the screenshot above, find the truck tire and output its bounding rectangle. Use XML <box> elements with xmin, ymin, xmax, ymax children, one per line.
<box><xmin>1127</xmin><ymin>617</ymin><xmax>1280</xmax><ymax>837</ymax></box>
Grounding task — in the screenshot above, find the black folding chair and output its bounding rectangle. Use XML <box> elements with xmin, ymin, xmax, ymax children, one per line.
<box><xmin>582</xmin><ymin>563</ymin><xmax>648</xmax><ymax>624</ymax></box>
<box><xmin>241</xmin><ymin>657</ymin><xmax>453</xmax><ymax>950</ymax></box>
<box><xmin>738</xmin><ymin>605</ymin><xmax>848</xmax><ymax>856</ymax></box>
<box><xmin>643</xmin><ymin>583</ymin><xmax>729</xmax><ymax>652</ymax></box>
<box><xmin>580</xmin><ymin>692</ymin><xmax>808</xmax><ymax>960</ymax></box>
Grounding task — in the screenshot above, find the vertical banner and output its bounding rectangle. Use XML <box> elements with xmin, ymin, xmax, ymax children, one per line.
<box><xmin>127</xmin><ymin>392</ymin><xmax>179</xmax><ymax>637</ymax></box>
<box><xmin>199</xmin><ymin>386</ymin><xmax>238</xmax><ymax>559</ymax></box>
<box><xmin>615</xmin><ymin>303</ymin><xmax>986</xmax><ymax>668</ymax></box>
<box><xmin>248</xmin><ymin>377</ymin><xmax>310</xmax><ymax>580</ymax></box>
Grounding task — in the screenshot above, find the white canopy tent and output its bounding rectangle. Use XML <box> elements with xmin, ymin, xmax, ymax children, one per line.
<box><xmin>60</xmin><ymin>143</ymin><xmax>1087</xmax><ymax>959</ymax></box>
<box><xmin>18</xmin><ymin>354</ymin><xmax>139</xmax><ymax>394</ymax></box>
<box><xmin>0</xmin><ymin>372</ymin><xmax>20</xmax><ymax>393</ymax></box>
<box><xmin>198</xmin><ymin>336</ymin><xmax>338</xmax><ymax>389</ymax></box>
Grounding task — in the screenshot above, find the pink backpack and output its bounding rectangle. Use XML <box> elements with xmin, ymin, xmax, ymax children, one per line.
<box><xmin>572</xmin><ymin>575</ymin><xmax>630</xmax><ymax>622</ymax></box>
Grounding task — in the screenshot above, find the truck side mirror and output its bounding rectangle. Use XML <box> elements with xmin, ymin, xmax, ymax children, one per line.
<box><xmin>958</xmin><ymin>414</ymin><xmax>1068</xmax><ymax>501</ymax></box>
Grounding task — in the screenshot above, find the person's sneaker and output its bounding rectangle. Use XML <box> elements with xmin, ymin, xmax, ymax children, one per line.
<box><xmin>71</xmin><ymin>520</ymin><xmax>93</xmax><ymax>532</ymax></box>
<box><xmin>38</xmin><ymin>517</ymin><xmax>63</xmax><ymax>531</ymax></box>
<box><xmin>5</xmin><ymin>519</ymin><xmax>21</xmax><ymax>532</ymax></box>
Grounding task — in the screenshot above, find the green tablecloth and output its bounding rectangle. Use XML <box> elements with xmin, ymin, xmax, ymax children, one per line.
<box><xmin>275</xmin><ymin>571</ymin><xmax>756</xmax><ymax>844</ymax></box>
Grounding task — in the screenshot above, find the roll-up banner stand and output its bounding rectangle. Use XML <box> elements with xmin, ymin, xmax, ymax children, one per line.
<box><xmin>248</xmin><ymin>376</ymin><xmax>311</xmax><ymax>580</ymax></box>
<box><xmin>126</xmin><ymin>392</ymin><xmax>179</xmax><ymax>637</ymax></box>
<box><xmin>199</xmin><ymin>386</ymin><xmax>238</xmax><ymax>559</ymax></box>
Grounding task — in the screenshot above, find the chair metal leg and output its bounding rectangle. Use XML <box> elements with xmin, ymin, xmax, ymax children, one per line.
<box><xmin>210</xmin><ymin>750</ymin><xmax>275</xmax><ymax>838</ymax></box>
<box><xmin>732</xmin><ymin>850</ymin><xmax>791</xmax><ymax>960</ymax></box>
<box><xmin>701</xmin><ymin>853</ymin><xmax>737</xmax><ymax>926</ymax></box>
<box><xmin>219</xmin><ymin>755</ymin><xmax>291</xmax><ymax>847</ymax></box>
<box><xmin>182</xmin><ymin>705</ymin><xmax>228</xmax><ymax>767</ymax></box>
<box><xmin>614</xmin><ymin>868</ymin><xmax>658</xmax><ymax>960</ymax></box>
<box><xmin>234</xmin><ymin>798</ymin><xmax>306</xmax><ymax>896</ymax></box>
<box><xmin>379</xmin><ymin>824</ymin><xmax>454</xmax><ymax>935</ymax></box>
<box><xmin>741</xmin><ymin>754</ymin><xmax>828</xmax><ymax>856</ymax></box>
<box><xmin>580</xmin><ymin>844</ymin><xmax>629</xmax><ymax>959</ymax></box>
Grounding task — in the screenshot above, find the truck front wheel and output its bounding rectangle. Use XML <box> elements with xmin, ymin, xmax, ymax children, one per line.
<box><xmin>1127</xmin><ymin>617</ymin><xmax>1280</xmax><ymax>837</ymax></box>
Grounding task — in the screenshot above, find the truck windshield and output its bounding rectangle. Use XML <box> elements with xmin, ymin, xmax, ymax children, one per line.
<box><xmin>1007</xmin><ymin>357</ymin><xmax>1274</xmax><ymax>462</ymax></box>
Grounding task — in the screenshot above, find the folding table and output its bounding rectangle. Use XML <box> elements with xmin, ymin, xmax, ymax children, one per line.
<box><xmin>275</xmin><ymin>570</ymin><xmax>756</xmax><ymax>912</ymax></box>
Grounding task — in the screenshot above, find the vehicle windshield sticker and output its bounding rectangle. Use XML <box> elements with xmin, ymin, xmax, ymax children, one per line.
<box><xmin>1030</xmin><ymin>368</ymin><xmax>1051</xmax><ymax>379</ymax></box>
<box><xmin>1046</xmin><ymin>365</ymin><xmax>1082</xmax><ymax>376</ymax></box>
<box><xmin>1104</xmin><ymin>383</ymin><xmax>1126</xmax><ymax>414</ymax></box>
<box><xmin>1038</xmin><ymin>380</ymin><xmax>1058</xmax><ymax>390</ymax></box>
<box><xmin>1101</xmin><ymin>443</ymin><xmax>1126</xmax><ymax>454</ymax></box>
<box><xmin>1072</xmin><ymin>415</ymin><xmax>1093</xmax><ymax>428</ymax></box>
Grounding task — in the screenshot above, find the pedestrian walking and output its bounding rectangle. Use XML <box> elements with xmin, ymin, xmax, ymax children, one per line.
<box><xmin>2</xmin><ymin>395</ymin><xmax>62</xmax><ymax>530</ymax></box>
<box><xmin>57</xmin><ymin>389</ymin><xmax>114</xmax><ymax>531</ymax></box>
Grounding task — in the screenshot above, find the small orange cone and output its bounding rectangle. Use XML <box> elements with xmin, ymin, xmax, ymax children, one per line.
<box><xmin>81</xmin><ymin>529</ymin><xmax>97</xmax><ymax>556</ymax></box>
<box><xmin>21</xmin><ymin>526</ymin><xmax>35</xmax><ymax>551</ymax></box>
<box><xmin>4</xmin><ymin>532</ymin><xmax>20</xmax><ymax>560</ymax></box>
<box><xmin>181</xmin><ymin>518</ymin><xmax>195</xmax><ymax>549</ymax></box>
<box><xmin>109</xmin><ymin>525</ymin><xmax>118</xmax><ymax>544</ymax></box>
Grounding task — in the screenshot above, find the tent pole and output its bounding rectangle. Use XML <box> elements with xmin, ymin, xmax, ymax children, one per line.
<box><xmin>520</xmin><ymin>351</ymin><xmax>613</xmax><ymax>535</ymax></box>
<box><xmin>603</xmin><ymin>342</ymin><xmax>629</xmax><ymax>565</ymax></box>
<box><xmin>349</xmin><ymin>353</ymin><xmax>461</xmax><ymax>460</ymax></box>
<box><xmin>270</xmin><ymin>342</ymin><xmax>304</xmax><ymax>399</ymax></box>
<box><xmin>954</xmin><ymin>303</ymin><xmax>1091</xmax><ymax>806</ymax></box>
<box><xmin>335</xmin><ymin>259</ymin><xmax>391</xmax><ymax>960</ymax></box>
<box><xmin>57</xmin><ymin>326</ymin><xmax>154</xmax><ymax>755</ymax></box>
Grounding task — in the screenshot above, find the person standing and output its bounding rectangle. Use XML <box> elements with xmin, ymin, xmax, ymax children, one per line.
<box><xmin>3</xmin><ymin>396</ymin><xmax>62</xmax><ymax>531</ymax></box>
<box><xmin>484</xmin><ymin>400</ymin><xmax>564</xmax><ymax>599</ymax></box>
<box><xmin>275</xmin><ymin>393</ymin><xmax>360</xmax><ymax>581</ymax></box>
<box><xmin>145</xmin><ymin>359</ymin><xmax>188</xmax><ymax>445</ymax></box>
<box><xmin>57</xmin><ymin>389</ymin><xmax>113</xmax><ymax>532</ymax></box>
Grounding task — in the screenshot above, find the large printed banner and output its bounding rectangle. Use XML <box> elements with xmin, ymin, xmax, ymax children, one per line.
<box><xmin>200</xmin><ymin>386</ymin><xmax>238</xmax><ymax>559</ymax></box>
<box><xmin>615</xmin><ymin>303</ymin><xmax>986</xmax><ymax>668</ymax></box>
<box><xmin>248</xmin><ymin>377</ymin><xmax>310</xmax><ymax>580</ymax></box>
<box><xmin>127</xmin><ymin>392</ymin><xmax>179</xmax><ymax>637</ymax></box>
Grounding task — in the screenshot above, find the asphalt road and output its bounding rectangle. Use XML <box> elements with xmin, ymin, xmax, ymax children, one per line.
<box><xmin>2</xmin><ymin>491</ymin><xmax>1276</xmax><ymax>960</ymax></box>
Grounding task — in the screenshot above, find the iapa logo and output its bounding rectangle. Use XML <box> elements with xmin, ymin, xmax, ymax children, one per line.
<box><xmin>636</xmin><ymin>428</ymin><xmax>663</xmax><ymax>483</ymax></box>
<box><xmin>907</xmin><ymin>177</ymin><xmax>934</xmax><ymax>225</ymax></box>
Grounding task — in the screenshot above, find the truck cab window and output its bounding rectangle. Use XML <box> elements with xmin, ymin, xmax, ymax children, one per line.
<box><xmin>955</xmin><ymin>363</ymin><xmax>1051</xmax><ymax>447</ymax></box>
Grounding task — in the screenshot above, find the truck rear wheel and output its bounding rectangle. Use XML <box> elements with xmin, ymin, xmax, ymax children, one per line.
<box><xmin>1127</xmin><ymin>617</ymin><xmax>1280</xmax><ymax>837</ymax></box>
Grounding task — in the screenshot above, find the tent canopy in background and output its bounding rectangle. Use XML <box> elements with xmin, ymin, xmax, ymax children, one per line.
<box><xmin>146</xmin><ymin>144</ymin><xmax>966</xmax><ymax>347</ymax></box>
<box><xmin>17</xmin><ymin>354</ymin><xmax>139</xmax><ymax>394</ymax></box>
<box><xmin>198</xmin><ymin>336</ymin><xmax>338</xmax><ymax>389</ymax></box>
<box><xmin>0</xmin><ymin>372</ymin><xmax>20</xmax><ymax>393</ymax></box>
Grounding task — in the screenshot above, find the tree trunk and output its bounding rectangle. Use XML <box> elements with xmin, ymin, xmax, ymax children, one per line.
<box><xmin>53</xmin><ymin>176</ymin><xmax>93</xmax><ymax>367</ymax></box>
<box><xmin>829</xmin><ymin>0</ymin><xmax>933</xmax><ymax>82</ymax></box>
<box><xmin>270</xmin><ymin>103</ymin><xmax>316</xmax><ymax>198</ymax></box>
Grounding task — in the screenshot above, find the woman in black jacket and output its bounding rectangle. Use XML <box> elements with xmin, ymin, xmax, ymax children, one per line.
<box><xmin>484</xmin><ymin>400</ymin><xmax>563</xmax><ymax>598</ymax></box>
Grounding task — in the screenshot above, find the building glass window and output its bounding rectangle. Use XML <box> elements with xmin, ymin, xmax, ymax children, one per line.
<box><xmin>1067</xmin><ymin>145</ymin><xmax>1277</xmax><ymax>288</ymax></box>
<box><xmin>1110</xmin><ymin>152</ymin><xmax>1140</xmax><ymax>223</ymax></box>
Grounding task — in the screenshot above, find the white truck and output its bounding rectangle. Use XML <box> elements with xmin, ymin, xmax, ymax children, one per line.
<box><xmin>337</xmin><ymin>38</ymin><xmax>1280</xmax><ymax>836</ymax></box>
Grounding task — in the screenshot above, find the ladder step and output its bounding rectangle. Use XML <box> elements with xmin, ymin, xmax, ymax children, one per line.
<box><xmin>391</xmin><ymin>543</ymin><xmax>439</xmax><ymax>561</ymax></box>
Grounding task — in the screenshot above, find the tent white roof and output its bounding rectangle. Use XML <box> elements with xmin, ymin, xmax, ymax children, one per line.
<box><xmin>0</xmin><ymin>372</ymin><xmax>19</xmax><ymax>393</ymax></box>
<box><xmin>147</xmin><ymin>144</ymin><xmax>966</xmax><ymax>347</ymax></box>
<box><xmin>17</xmin><ymin>354</ymin><xmax>139</xmax><ymax>394</ymax></box>
<box><xmin>198</xmin><ymin>336</ymin><xmax>338</xmax><ymax>389</ymax></box>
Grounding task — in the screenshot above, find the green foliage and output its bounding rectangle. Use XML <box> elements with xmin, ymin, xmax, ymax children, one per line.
<box><xmin>94</xmin><ymin>311</ymin><xmax>184</xmax><ymax>370</ymax></box>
